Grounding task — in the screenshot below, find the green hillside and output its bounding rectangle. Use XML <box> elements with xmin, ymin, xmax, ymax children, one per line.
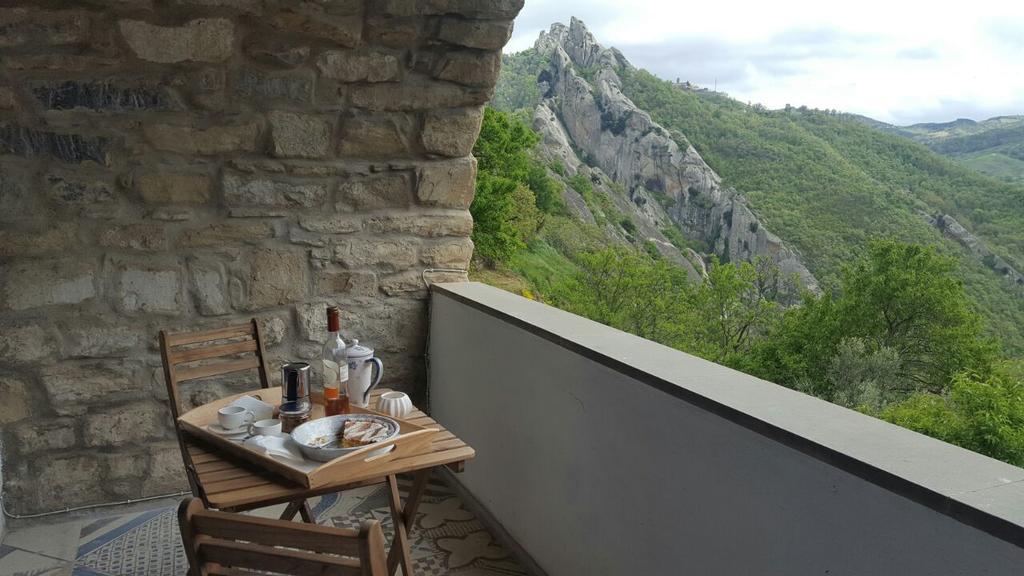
<box><xmin>876</xmin><ymin>116</ymin><xmax>1024</xmax><ymax>185</ymax></box>
<box><xmin>614</xmin><ymin>69</ymin><xmax>1024</xmax><ymax>353</ymax></box>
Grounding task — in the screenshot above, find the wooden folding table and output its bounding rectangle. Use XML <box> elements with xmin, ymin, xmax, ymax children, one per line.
<box><xmin>178</xmin><ymin>387</ymin><xmax>475</xmax><ymax>576</ymax></box>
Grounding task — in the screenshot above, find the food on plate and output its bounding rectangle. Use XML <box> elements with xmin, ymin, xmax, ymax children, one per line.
<box><xmin>339</xmin><ymin>419</ymin><xmax>391</xmax><ymax>447</ymax></box>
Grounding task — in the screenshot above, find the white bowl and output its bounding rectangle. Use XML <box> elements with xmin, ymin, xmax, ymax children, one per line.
<box><xmin>289</xmin><ymin>414</ymin><xmax>399</xmax><ymax>462</ymax></box>
<box><xmin>377</xmin><ymin>391</ymin><xmax>413</xmax><ymax>419</ymax></box>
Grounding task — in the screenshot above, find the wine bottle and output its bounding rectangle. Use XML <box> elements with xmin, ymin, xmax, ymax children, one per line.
<box><xmin>322</xmin><ymin>306</ymin><xmax>350</xmax><ymax>415</ymax></box>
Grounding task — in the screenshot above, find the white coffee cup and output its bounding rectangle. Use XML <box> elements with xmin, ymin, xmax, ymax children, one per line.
<box><xmin>249</xmin><ymin>418</ymin><xmax>282</xmax><ymax>437</ymax></box>
<box><xmin>218</xmin><ymin>405</ymin><xmax>254</xmax><ymax>431</ymax></box>
<box><xmin>377</xmin><ymin>391</ymin><xmax>413</xmax><ymax>419</ymax></box>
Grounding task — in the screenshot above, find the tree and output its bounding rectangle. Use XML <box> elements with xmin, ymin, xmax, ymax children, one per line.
<box><xmin>470</xmin><ymin>108</ymin><xmax>564</xmax><ymax>265</ymax></box>
<box><xmin>470</xmin><ymin>174</ymin><xmax>539</xmax><ymax>265</ymax></box>
<box><xmin>691</xmin><ymin>257</ymin><xmax>783</xmax><ymax>365</ymax></box>
<box><xmin>749</xmin><ymin>240</ymin><xmax>996</xmax><ymax>400</ymax></box>
<box><xmin>882</xmin><ymin>371</ymin><xmax>1024</xmax><ymax>466</ymax></box>
<box><xmin>554</xmin><ymin>248</ymin><xmax>694</xmax><ymax>348</ymax></box>
<box><xmin>834</xmin><ymin>240</ymin><xmax>996</xmax><ymax>393</ymax></box>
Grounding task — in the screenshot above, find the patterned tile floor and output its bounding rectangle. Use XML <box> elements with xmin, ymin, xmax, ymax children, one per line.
<box><xmin>0</xmin><ymin>475</ymin><xmax>527</xmax><ymax>576</ymax></box>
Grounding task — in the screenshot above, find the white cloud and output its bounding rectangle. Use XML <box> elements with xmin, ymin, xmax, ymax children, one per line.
<box><xmin>507</xmin><ymin>0</ymin><xmax>1024</xmax><ymax>125</ymax></box>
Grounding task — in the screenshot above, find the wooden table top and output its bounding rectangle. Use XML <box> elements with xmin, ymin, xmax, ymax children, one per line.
<box><xmin>182</xmin><ymin>388</ymin><xmax>475</xmax><ymax>510</ymax></box>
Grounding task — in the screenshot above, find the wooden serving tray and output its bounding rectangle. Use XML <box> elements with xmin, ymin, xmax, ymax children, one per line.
<box><xmin>178</xmin><ymin>388</ymin><xmax>438</xmax><ymax>489</ymax></box>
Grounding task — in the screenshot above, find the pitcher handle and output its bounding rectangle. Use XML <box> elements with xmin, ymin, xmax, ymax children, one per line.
<box><xmin>363</xmin><ymin>357</ymin><xmax>384</xmax><ymax>405</ymax></box>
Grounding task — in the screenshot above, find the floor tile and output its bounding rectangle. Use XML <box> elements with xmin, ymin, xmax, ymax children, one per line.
<box><xmin>3</xmin><ymin>519</ymin><xmax>82</xmax><ymax>561</ymax></box>
<box><xmin>1</xmin><ymin>477</ymin><xmax>527</xmax><ymax>576</ymax></box>
<box><xmin>0</xmin><ymin>548</ymin><xmax>70</xmax><ymax>576</ymax></box>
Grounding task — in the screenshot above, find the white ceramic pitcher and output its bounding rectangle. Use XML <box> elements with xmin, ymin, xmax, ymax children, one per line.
<box><xmin>345</xmin><ymin>339</ymin><xmax>384</xmax><ymax>407</ymax></box>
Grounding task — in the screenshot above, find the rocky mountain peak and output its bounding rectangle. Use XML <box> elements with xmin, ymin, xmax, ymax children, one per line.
<box><xmin>529</xmin><ymin>18</ymin><xmax>819</xmax><ymax>293</ymax></box>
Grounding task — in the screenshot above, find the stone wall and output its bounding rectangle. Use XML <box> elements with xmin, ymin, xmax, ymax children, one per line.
<box><xmin>0</xmin><ymin>0</ymin><xmax>521</xmax><ymax>515</ymax></box>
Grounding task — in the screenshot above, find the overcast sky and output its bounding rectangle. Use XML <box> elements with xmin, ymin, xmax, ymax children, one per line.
<box><xmin>506</xmin><ymin>0</ymin><xmax>1024</xmax><ymax>125</ymax></box>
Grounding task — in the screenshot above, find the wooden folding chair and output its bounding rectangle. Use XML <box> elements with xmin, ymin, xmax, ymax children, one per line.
<box><xmin>159</xmin><ymin>320</ymin><xmax>314</xmax><ymax>523</ymax></box>
<box><xmin>178</xmin><ymin>497</ymin><xmax>388</xmax><ymax>576</ymax></box>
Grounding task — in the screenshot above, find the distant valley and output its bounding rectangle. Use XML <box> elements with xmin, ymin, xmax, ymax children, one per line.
<box><xmin>858</xmin><ymin>115</ymin><xmax>1024</xmax><ymax>185</ymax></box>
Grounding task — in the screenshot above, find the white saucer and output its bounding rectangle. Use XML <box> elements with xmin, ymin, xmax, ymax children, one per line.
<box><xmin>207</xmin><ymin>423</ymin><xmax>248</xmax><ymax>437</ymax></box>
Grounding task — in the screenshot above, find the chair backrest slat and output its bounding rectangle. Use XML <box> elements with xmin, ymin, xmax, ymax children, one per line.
<box><xmin>175</xmin><ymin>357</ymin><xmax>261</xmax><ymax>384</ymax></box>
<box><xmin>171</xmin><ymin>339</ymin><xmax>258</xmax><ymax>364</ymax></box>
<box><xmin>197</xmin><ymin>539</ymin><xmax>362</xmax><ymax>576</ymax></box>
<box><xmin>166</xmin><ymin>323</ymin><xmax>255</xmax><ymax>347</ymax></box>
<box><xmin>192</xmin><ymin>510</ymin><xmax>363</xmax><ymax>557</ymax></box>
<box><xmin>159</xmin><ymin>319</ymin><xmax>271</xmax><ymax>421</ymax></box>
<box><xmin>178</xmin><ymin>499</ymin><xmax>386</xmax><ymax>576</ymax></box>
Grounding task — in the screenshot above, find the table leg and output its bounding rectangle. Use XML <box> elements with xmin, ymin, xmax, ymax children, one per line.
<box><xmin>279</xmin><ymin>499</ymin><xmax>315</xmax><ymax>523</ymax></box>
<box><xmin>298</xmin><ymin>500</ymin><xmax>315</xmax><ymax>523</ymax></box>
<box><xmin>386</xmin><ymin>470</ymin><xmax>431</xmax><ymax>576</ymax></box>
<box><xmin>279</xmin><ymin>500</ymin><xmax>301</xmax><ymax>521</ymax></box>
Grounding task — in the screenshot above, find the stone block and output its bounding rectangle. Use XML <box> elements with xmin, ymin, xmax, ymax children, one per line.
<box><xmin>32</xmin><ymin>80</ymin><xmax>179</xmax><ymax>111</ymax></box>
<box><xmin>248</xmin><ymin>248</ymin><xmax>308</xmax><ymax>307</ymax></box>
<box><xmin>83</xmin><ymin>401</ymin><xmax>168</xmax><ymax>447</ymax></box>
<box><xmin>336</xmin><ymin>173</ymin><xmax>412</xmax><ymax>211</ymax></box>
<box><xmin>422</xmin><ymin>0</ymin><xmax>525</xmax><ymax>18</ymax></box>
<box><xmin>30</xmin><ymin>455</ymin><xmax>106</xmax><ymax>512</ymax></box>
<box><xmin>260</xmin><ymin>315</ymin><xmax>287</xmax><ymax>345</ymax></box>
<box><xmin>420</xmin><ymin>237</ymin><xmax>474</xmax><ymax>268</ymax></box>
<box><xmin>298</xmin><ymin>215</ymin><xmax>363</xmax><ymax>234</ymax></box>
<box><xmin>100</xmin><ymin>449</ymin><xmax>149</xmax><ymax>497</ymax></box>
<box><xmin>143</xmin><ymin>442</ymin><xmax>188</xmax><ymax>494</ymax></box>
<box><xmin>270</xmin><ymin>8</ymin><xmax>362</xmax><ymax>47</ymax></box>
<box><xmin>0</xmin><ymin>324</ymin><xmax>55</xmax><ymax>363</ymax></box>
<box><xmin>98</xmin><ymin>223</ymin><xmax>167</xmax><ymax>251</ymax></box>
<box><xmin>349</xmin><ymin>78</ymin><xmax>488</xmax><ymax>111</ymax></box>
<box><xmin>46</xmin><ymin>173</ymin><xmax>115</xmax><ymax>205</ymax></box>
<box><xmin>0</xmin><ymin>9</ymin><xmax>92</xmax><ymax>48</ymax></box>
<box><xmin>0</xmin><ymin>376</ymin><xmax>30</xmax><ymax>424</ymax></box>
<box><xmin>10</xmin><ymin>418</ymin><xmax>77</xmax><ymax>454</ymax></box>
<box><xmin>288</xmin><ymin>228</ymin><xmax>327</xmax><ymax>247</ymax></box>
<box><xmin>119</xmin><ymin>18</ymin><xmax>234</xmax><ymax>63</ymax></box>
<box><xmin>62</xmin><ymin>324</ymin><xmax>143</xmax><ymax>357</ymax></box>
<box><xmin>364</xmin><ymin>18</ymin><xmax>421</xmax><ymax>48</ymax></box>
<box><xmin>136</xmin><ymin>173</ymin><xmax>212</xmax><ymax>204</ymax></box>
<box><xmin>316</xmin><ymin>50</ymin><xmax>401</xmax><ymax>82</ymax></box>
<box><xmin>188</xmin><ymin>259</ymin><xmax>230</xmax><ymax>316</ymax></box>
<box><xmin>422</xmin><ymin>106</ymin><xmax>484</xmax><ymax>157</ymax></box>
<box><xmin>2</xmin><ymin>259</ymin><xmax>96</xmax><ymax>311</ymax></box>
<box><xmin>317</xmin><ymin>269</ymin><xmax>378</xmax><ymax>297</ymax></box>
<box><xmin>379</xmin><ymin>271</ymin><xmax>429</xmax><ymax>296</ymax></box>
<box><xmin>437</xmin><ymin>18</ymin><xmax>514</xmax><ymax>50</ymax></box>
<box><xmin>0</xmin><ymin>86</ymin><xmax>16</xmax><ymax>109</ymax></box>
<box><xmin>170</xmin><ymin>0</ymin><xmax>262</xmax><ymax>13</ymax></box>
<box><xmin>333</xmin><ymin>239</ymin><xmax>419</xmax><ymax>271</ymax></box>
<box><xmin>144</xmin><ymin>121</ymin><xmax>259</xmax><ymax>155</ymax></box>
<box><xmin>113</xmin><ymin>263</ymin><xmax>183</xmax><ymax>315</ymax></box>
<box><xmin>1</xmin><ymin>171</ymin><xmax>36</xmax><ymax>219</ymax></box>
<box><xmin>223</xmin><ymin>173</ymin><xmax>329</xmax><ymax>208</ymax></box>
<box><xmin>178</xmin><ymin>221</ymin><xmax>276</xmax><ymax>247</ymax></box>
<box><xmin>245</xmin><ymin>37</ymin><xmax>310</xmax><ymax>67</ymax></box>
<box><xmin>434</xmin><ymin>51</ymin><xmax>501</xmax><ymax>87</ymax></box>
<box><xmin>41</xmin><ymin>361</ymin><xmax>141</xmax><ymax>414</ymax></box>
<box><xmin>382</xmin><ymin>269</ymin><xmax>464</xmax><ymax>294</ymax></box>
<box><xmin>0</xmin><ymin>227</ymin><xmax>77</xmax><ymax>257</ymax></box>
<box><xmin>268</xmin><ymin>111</ymin><xmax>332</xmax><ymax>159</ymax></box>
<box><xmin>338</xmin><ymin>299</ymin><xmax>425</xmax><ymax>353</ymax></box>
<box><xmin>296</xmin><ymin>301</ymin><xmax>329</xmax><ymax>341</ymax></box>
<box><xmin>417</xmin><ymin>157</ymin><xmax>477</xmax><ymax>208</ymax></box>
<box><xmin>365</xmin><ymin>210</ymin><xmax>473</xmax><ymax>237</ymax></box>
<box><xmin>339</xmin><ymin>114</ymin><xmax>414</xmax><ymax>158</ymax></box>
<box><xmin>0</xmin><ymin>123</ymin><xmax>112</xmax><ymax>165</ymax></box>
<box><xmin>234</xmin><ymin>68</ymin><xmax>314</xmax><ymax>104</ymax></box>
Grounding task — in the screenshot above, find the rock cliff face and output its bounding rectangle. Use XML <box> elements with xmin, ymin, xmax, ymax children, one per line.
<box><xmin>532</xmin><ymin>18</ymin><xmax>818</xmax><ymax>291</ymax></box>
<box><xmin>933</xmin><ymin>214</ymin><xmax>1024</xmax><ymax>287</ymax></box>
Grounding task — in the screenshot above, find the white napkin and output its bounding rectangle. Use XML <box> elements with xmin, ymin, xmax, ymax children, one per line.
<box><xmin>244</xmin><ymin>435</ymin><xmax>306</xmax><ymax>464</ymax></box>
<box><xmin>228</xmin><ymin>395</ymin><xmax>274</xmax><ymax>422</ymax></box>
